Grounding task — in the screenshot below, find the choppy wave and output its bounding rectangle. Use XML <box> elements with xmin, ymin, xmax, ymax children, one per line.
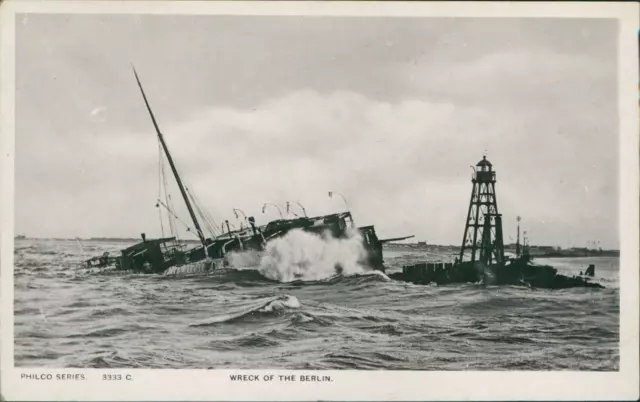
<box><xmin>13</xmin><ymin>239</ymin><xmax>619</xmax><ymax>370</ymax></box>
<box><xmin>190</xmin><ymin>295</ymin><xmax>301</xmax><ymax>327</ymax></box>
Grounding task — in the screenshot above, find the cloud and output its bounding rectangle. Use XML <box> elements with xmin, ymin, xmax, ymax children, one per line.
<box><xmin>399</xmin><ymin>47</ymin><xmax>615</xmax><ymax>116</ymax></box>
<box><xmin>15</xmin><ymin>16</ymin><xmax>618</xmax><ymax>248</ymax></box>
<box><xmin>90</xmin><ymin>106</ymin><xmax>106</xmax><ymax>116</ymax></box>
<box><xmin>17</xmin><ymin>88</ymin><xmax>618</xmax><ymax>248</ymax></box>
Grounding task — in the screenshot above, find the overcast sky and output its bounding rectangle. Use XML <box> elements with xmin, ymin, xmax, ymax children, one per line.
<box><xmin>15</xmin><ymin>14</ymin><xmax>618</xmax><ymax>248</ymax></box>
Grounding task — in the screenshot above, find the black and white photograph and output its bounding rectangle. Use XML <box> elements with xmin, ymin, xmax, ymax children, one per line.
<box><xmin>1</xmin><ymin>1</ymin><xmax>638</xmax><ymax>401</ymax></box>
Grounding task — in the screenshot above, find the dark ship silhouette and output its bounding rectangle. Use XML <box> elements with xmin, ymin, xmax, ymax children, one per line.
<box><xmin>85</xmin><ymin>68</ymin><xmax>412</xmax><ymax>274</ymax></box>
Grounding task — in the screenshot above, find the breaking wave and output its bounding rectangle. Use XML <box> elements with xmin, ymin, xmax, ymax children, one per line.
<box><xmin>227</xmin><ymin>249</ymin><xmax>262</xmax><ymax>269</ymax></box>
<box><xmin>228</xmin><ymin>229</ymin><xmax>370</xmax><ymax>282</ymax></box>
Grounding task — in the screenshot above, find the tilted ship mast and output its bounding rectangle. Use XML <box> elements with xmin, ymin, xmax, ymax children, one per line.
<box><xmin>85</xmin><ymin>68</ymin><xmax>407</xmax><ymax>273</ymax></box>
<box><xmin>131</xmin><ymin>66</ymin><xmax>208</xmax><ymax>251</ymax></box>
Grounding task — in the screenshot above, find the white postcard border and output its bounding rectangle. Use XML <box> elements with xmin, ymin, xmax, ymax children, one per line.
<box><xmin>1</xmin><ymin>1</ymin><xmax>638</xmax><ymax>401</ymax></box>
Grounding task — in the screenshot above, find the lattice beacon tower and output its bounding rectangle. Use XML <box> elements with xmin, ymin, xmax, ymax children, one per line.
<box><xmin>459</xmin><ymin>156</ymin><xmax>505</xmax><ymax>265</ymax></box>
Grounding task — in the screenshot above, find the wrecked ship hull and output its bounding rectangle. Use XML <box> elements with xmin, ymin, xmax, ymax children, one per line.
<box><xmin>86</xmin><ymin>212</ymin><xmax>389</xmax><ymax>274</ymax></box>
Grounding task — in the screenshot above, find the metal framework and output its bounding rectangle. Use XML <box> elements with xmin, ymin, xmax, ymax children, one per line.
<box><xmin>459</xmin><ymin>156</ymin><xmax>505</xmax><ymax>265</ymax></box>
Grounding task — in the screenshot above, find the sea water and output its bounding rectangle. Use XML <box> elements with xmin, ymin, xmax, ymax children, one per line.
<box><xmin>13</xmin><ymin>234</ymin><xmax>619</xmax><ymax>370</ymax></box>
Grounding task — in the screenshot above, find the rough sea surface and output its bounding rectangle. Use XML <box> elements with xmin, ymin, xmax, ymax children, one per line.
<box><xmin>14</xmin><ymin>236</ymin><xmax>619</xmax><ymax>370</ymax></box>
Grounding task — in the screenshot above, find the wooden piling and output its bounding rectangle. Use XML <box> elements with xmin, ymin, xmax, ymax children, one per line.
<box><xmin>406</xmin><ymin>265</ymin><xmax>414</xmax><ymax>282</ymax></box>
<box><xmin>430</xmin><ymin>263</ymin><xmax>438</xmax><ymax>284</ymax></box>
<box><xmin>433</xmin><ymin>262</ymin><xmax>443</xmax><ymax>283</ymax></box>
<box><xmin>417</xmin><ymin>263</ymin><xmax>427</xmax><ymax>284</ymax></box>
<box><xmin>444</xmin><ymin>262</ymin><xmax>453</xmax><ymax>282</ymax></box>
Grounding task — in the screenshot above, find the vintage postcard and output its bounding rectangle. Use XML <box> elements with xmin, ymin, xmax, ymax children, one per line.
<box><xmin>1</xmin><ymin>1</ymin><xmax>638</xmax><ymax>401</ymax></box>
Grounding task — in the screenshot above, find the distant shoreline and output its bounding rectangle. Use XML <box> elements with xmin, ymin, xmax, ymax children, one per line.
<box><xmin>531</xmin><ymin>251</ymin><xmax>620</xmax><ymax>258</ymax></box>
<box><xmin>14</xmin><ymin>237</ymin><xmax>620</xmax><ymax>257</ymax></box>
<box><xmin>383</xmin><ymin>243</ymin><xmax>619</xmax><ymax>258</ymax></box>
<box><xmin>14</xmin><ymin>237</ymin><xmax>203</xmax><ymax>244</ymax></box>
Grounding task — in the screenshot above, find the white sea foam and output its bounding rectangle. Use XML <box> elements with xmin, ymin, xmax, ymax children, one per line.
<box><xmin>261</xmin><ymin>295</ymin><xmax>301</xmax><ymax>312</ymax></box>
<box><xmin>354</xmin><ymin>269</ymin><xmax>391</xmax><ymax>281</ymax></box>
<box><xmin>226</xmin><ymin>249</ymin><xmax>262</xmax><ymax>269</ymax></box>
<box><xmin>163</xmin><ymin>259</ymin><xmax>217</xmax><ymax>276</ymax></box>
<box><xmin>255</xmin><ymin>228</ymin><xmax>369</xmax><ymax>282</ymax></box>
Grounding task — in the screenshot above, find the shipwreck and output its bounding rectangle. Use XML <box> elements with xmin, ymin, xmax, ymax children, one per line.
<box><xmin>84</xmin><ymin>69</ymin><xmax>601</xmax><ymax>289</ymax></box>
<box><xmin>84</xmin><ymin>68</ymin><xmax>411</xmax><ymax>274</ymax></box>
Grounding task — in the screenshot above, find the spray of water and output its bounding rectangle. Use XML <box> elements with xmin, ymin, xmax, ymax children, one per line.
<box><xmin>228</xmin><ymin>228</ymin><xmax>370</xmax><ymax>282</ymax></box>
<box><xmin>227</xmin><ymin>249</ymin><xmax>262</xmax><ymax>269</ymax></box>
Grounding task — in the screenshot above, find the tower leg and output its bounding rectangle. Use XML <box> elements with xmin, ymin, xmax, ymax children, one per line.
<box><xmin>470</xmin><ymin>182</ymin><xmax>484</xmax><ymax>262</ymax></box>
<box><xmin>459</xmin><ymin>182</ymin><xmax>478</xmax><ymax>262</ymax></box>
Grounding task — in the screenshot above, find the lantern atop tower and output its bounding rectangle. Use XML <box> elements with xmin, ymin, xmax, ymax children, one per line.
<box><xmin>477</xmin><ymin>155</ymin><xmax>492</xmax><ymax>169</ymax></box>
<box><xmin>474</xmin><ymin>155</ymin><xmax>496</xmax><ymax>183</ymax></box>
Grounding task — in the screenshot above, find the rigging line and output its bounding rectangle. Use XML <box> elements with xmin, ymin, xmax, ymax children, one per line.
<box><xmin>184</xmin><ymin>187</ymin><xmax>204</xmax><ymax>225</ymax></box>
<box><xmin>173</xmin><ymin>164</ymin><xmax>217</xmax><ymax>231</ymax></box>
<box><xmin>158</xmin><ymin>205</ymin><xmax>166</xmax><ymax>238</ymax></box>
<box><xmin>157</xmin><ymin>142</ymin><xmax>166</xmax><ymax>238</ymax></box>
<box><xmin>201</xmin><ymin>212</ymin><xmax>217</xmax><ymax>239</ymax></box>
<box><xmin>198</xmin><ymin>195</ymin><xmax>221</xmax><ymax>237</ymax></box>
<box><xmin>184</xmin><ymin>185</ymin><xmax>221</xmax><ymax>237</ymax></box>
<box><xmin>167</xmin><ymin>196</ymin><xmax>180</xmax><ymax>241</ymax></box>
<box><xmin>199</xmin><ymin>207</ymin><xmax>217</xmax><ymax>238</ymax></box>
<box><xmin>161</xmin><ymin>159</ymin><xmax>179</xmax><ymax>240</ymax></box>
<box><xmin>156</xmin><ymin>134</ymin><xmax>180</xmax><ymax>241</ymax></box>
<box><xmin>164</xmin><ymin>184</ymin><xmax>176</xmax><ymax>239</ymax></box>
<box><xmin>205</xmin><ymin>210</ymin><xmax>221</xmax><ymax>238</ymax></box>
<box><xmin>156</xmin><ymin>199</ymin><xmax>199</xmax><ymax>238</ymax></box>
<box><xmin>200</xmin><ymin>219</ymin><xmax>215</xmax><ymax>240</ymax></box>
<box><xmin>198</xmin><ymin>202</ymin><xmax>220</xmax><ymax>238</ymax></box>
<box><xmin>209</xmin><ymin>213</ymin><xmax>224</xmax><ymax>238</ymax></box>
<box><xmin>165</xmin><ymin>189</ymin><xmax>208</xmax><ymax>242</ymax></box>
<box><xmin>165</xmin><ymin>192</ymin><xmax>176</xmax><ymax>238</ymax></box>
<box><xmin>160</xmin><ymin>158</ymin><xmax>180</xmax><ymax>241</ymax></box>
<box><xmin>179</xmin><ymin>170</ymin><xmax>222</xmax><ymax>238</ymax></box>
<box><xmin>197</xmin><ymin>202</ymin><xmax>219</xmax><ymax>236</ymax></box>
<box><xmin>186</xmin><ymin>187</ymin><xmax>207</xmax><ymax>225</ymax></box>
<box><xmin>174</xmin><ymin>158</ymin><xmax>221</xmax><ymax>238</ymax></box>
<box><xmin>204</xmin><ymin>209</ymin><xmax>221</xmax><ymax>237</ymax></box>
<box><xmin>187</xmin><ymin>190</ymin><xmax>211</xmax><ymax>237</ymax></box>
<box><xmin>187</xmin><ymin>189</ymin><xmax>218</xmax><ymax>239</ymax></box>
